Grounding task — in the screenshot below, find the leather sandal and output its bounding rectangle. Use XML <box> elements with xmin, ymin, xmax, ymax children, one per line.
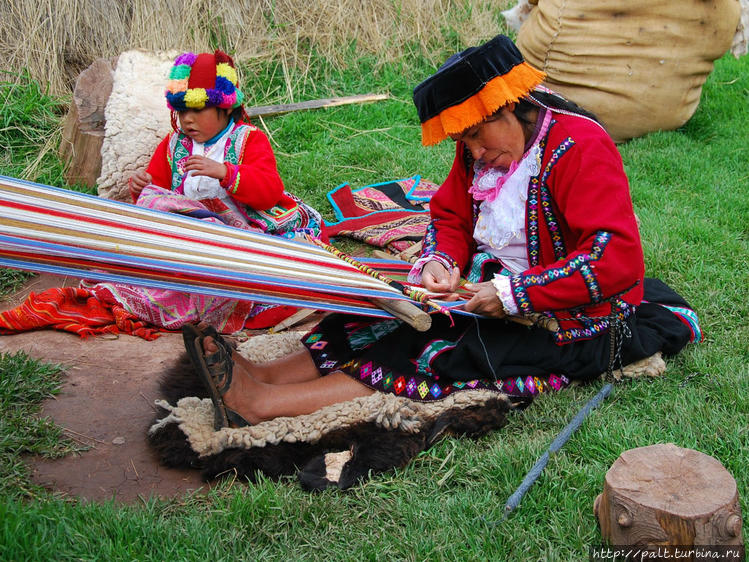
<box><xmin>181</xmin><ymin>323</ymin><xmax>251</xmax><ymax>430</ymax></box>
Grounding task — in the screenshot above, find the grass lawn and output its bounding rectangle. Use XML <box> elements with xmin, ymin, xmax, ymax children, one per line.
<box><xmin>0</xmin><ymin>43</ymin><xmax>747</xmax><ymax>560</ymax></box>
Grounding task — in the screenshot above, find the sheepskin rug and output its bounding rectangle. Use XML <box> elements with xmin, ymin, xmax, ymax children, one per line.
<box><xmin>148</xmin><ymin>332</ymin><xmax>518</xmax><ymax>491</ymax></box>
<box><xmin>97</xmin><ymin>49</ymin><xmax>177</xmax><ymax>201</ymax></box>
<box><xmin>147</xmin><ymin>329</ymin><xmax>666</xmax><ymax>490</ymax></box>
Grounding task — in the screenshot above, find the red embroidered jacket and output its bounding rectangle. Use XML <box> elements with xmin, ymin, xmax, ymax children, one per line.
<box><xmin>145</xmin><ymin>121</ymin><xmax>293</xmax><ymax>211</ymax></box>
<box><xmin>424</xmin><ymin>112</ymin><xmax>645</xmax><ymax>342</ymax></box>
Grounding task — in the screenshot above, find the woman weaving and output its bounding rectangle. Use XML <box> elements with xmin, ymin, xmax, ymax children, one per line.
<box><xmin>184</xmin><ymin>35</ymin><xmax>700</xmax><ymax>429</ymax></box>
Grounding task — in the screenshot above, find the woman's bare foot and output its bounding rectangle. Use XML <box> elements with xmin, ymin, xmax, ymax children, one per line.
<box><xmin>202</xmin><ymin>334</ymin><xmax>375</xmax><ymax>425</ymax></box>
<box><xmin>201</xmin><ymin>335</ymin><xmax>264</xmax><ymax>426</ymax></box>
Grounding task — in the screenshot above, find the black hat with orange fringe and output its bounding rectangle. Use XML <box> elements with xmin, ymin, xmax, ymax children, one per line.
<box><xmin>413</xmin><ymin>35</ymin><xmax>546</xmax><ymax>146</ymax></box>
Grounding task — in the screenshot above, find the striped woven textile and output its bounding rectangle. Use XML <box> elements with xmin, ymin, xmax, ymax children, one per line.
<box><xmin>0</xmin><ymin>176</ymin><xmax>451</xmax><ymax>319</ymax></box>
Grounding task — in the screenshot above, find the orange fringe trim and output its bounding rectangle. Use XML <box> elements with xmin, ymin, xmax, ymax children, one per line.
<box><xmin>420</xmin><ymin>62</ymin><xmax>546</xmax><ymax>146</ymax></box>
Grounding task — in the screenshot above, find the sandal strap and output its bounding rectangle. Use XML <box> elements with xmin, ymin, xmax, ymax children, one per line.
<box><xmin>203</xmin><ymin>345</ymin><xmax>233</xmax><ymax>394</ymax></box>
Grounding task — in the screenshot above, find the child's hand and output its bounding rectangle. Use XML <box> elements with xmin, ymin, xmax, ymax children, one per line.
<box><xmin>463</xmin><ymin>281</ymin><xmax>507</xmax><ymax>318</ymax></box>
<box><xmin>129</xmin><ymin>170</ymin><xmax>152</xmax><ymax>201</ymax></box>
<box><xmin>183</xmin><ymin>155</ymin><xmax>227</xmax><ymax>180</ymax></box>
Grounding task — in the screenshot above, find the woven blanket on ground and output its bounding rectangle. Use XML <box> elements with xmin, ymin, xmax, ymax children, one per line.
<box><xmin>324</xmin><ymin>175</ymin><xmax>439</xmax><ymax>253</ymax></box>
<box><xmin>0</xmin><ymin>286</ymin><xmax>295</xmax><ymax>340</ymax></box>
<box><xmin>0</xmin><ymin>287</ymin><xmax>161</xmax><ymax>340</ymax></box>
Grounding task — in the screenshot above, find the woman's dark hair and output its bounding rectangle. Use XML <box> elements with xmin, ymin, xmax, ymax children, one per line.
<box><xmin>516</xmin><ymin>91</ymin><xmax>600</xmax><ymax>125</ymax></box>
<box><xmin>230</xmin><ymin>106</ymin><xmax>248</xmax><ymax>122</ymax></box>
<box><xmin>511</xmin><ymin>91</ymin><xmax>602</xmax><ymax>146</ymax></box>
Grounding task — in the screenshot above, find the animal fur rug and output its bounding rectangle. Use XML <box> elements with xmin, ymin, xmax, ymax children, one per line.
<box><xmin>147</xmin><ymin>332</ymin><xmax>519</xmax><ymax>490</ymax></box>
<box><xmin>148</xmin><ymin>332</ymin><xmax>665</xmax><ymax>490</ymax></box>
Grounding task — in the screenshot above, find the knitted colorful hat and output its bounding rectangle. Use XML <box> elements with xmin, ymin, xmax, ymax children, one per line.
<box><xmin>413</xmin><ymin>35</ymin><xmax>546</xmax><ymax>146</ymax></box>
<box><xmin>165</xmin><ymin>50</ymin><xmax>245</xmax><ymax>112</ymax></box>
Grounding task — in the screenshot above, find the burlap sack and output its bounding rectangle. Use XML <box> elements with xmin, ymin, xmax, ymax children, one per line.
<box><xmin>516</xmin><ymin>0</ymin><xmax>741</xmax><ymax>142</ymax></box>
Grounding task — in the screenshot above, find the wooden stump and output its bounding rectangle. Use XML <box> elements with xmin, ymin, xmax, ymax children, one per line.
<box><xmin>594</xmin><ymin>444</ymin><xmax>743</xmax><ymax>548</ymax></box>
<box><xmin>59</xmin><ymin>56</ymin><xmax>117</xmax><ymax>188</ymax></box>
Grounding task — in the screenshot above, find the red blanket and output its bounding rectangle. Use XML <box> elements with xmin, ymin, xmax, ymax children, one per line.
<box><xmin>0</xmin><ymin>287</ymin><xmax>162</xmax><ymax>340</ymax></box>
<box><xmin>0</xmin><ymin>287</ymin><xmax>298</xmax><ymax>340</ymax></box>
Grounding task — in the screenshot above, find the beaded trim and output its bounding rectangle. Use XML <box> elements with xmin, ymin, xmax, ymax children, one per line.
<box><xmin>510</xmin><ymin>230</ymin><xmax>611</xmax><ymax>312</ymax></box>
<box><xmin>527</xmin><ymin>132</ymin><xmax>575</xmax><ymax>266</ymax></box>
<box><xmin>304</xmin><ymin>332</ymin><xmax>570</xmax><ymax>402</ymax></box>
<box><xmin>421</xmin><ymin>220</ymin><xmax>439</xmax><ymax>255</ymax></box>
<box><xmin>414</xmin><ymin>220</ymin><xmax>460</xmax><ymax>274</ymax></box>
<box><xmin>551</xmin><ymin>298</ymin><xmax>635</xmax><ymax>344</ymax></box>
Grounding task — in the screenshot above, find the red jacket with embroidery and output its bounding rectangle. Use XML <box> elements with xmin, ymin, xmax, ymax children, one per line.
<box><xmin>424</xmin><ymin>112</ymin><xmax>645</xmax><ymax>342</ymax></box>
<box><xmin>144</xmin><ymin>121</ymin><xmax>293</xmax><ymax>211</ymax></box>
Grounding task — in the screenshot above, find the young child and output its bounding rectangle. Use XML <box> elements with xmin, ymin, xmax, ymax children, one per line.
<box><xmin>129</xmin><ymin>49</ymin><xmax>319</xmax><ymax>235</ymax></box>
<box><xmin>86</xmin><ymin>50</ymin><xmax>320</xmax><ymax>333</ymax></box>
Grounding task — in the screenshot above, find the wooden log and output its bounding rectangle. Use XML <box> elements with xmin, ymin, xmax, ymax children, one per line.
<box><xmin>372</xmin><ymin>250</ymin><xmax>396</xmax><ymax>261</ymax></box>
<box><xmin>594</xmin><ymin>444</ymin><xmax>743</xmax><ymax>550</ymax></box>
<box><xmin>398</xmin><ymin>240</ymin><xmax>424</xmax><ymax>262</ymax></box>
<box><xmin>59</xmin><ymin>56</ymin><xmax>117</xmax><ymax>188</ymax></box>
<box><xmin>370</xmin><ymin>298</ymin><xmax>431</xmax><ymax>332</ymax></box>
<box><xmin>246</xmin><ymin>94</ymin><xmax>389</xmax><ymax>118</ymax></box>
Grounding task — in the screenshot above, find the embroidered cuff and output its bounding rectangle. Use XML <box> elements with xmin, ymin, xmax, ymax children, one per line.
<box><xmin>491</xmin><ymin>274</ymin><xmax>519</xmax><ymax>315</ymax></box>
<box><xmin>408</xmin><ymin>254</ymin><xmax>455</xmax><ymax>284</ymax></box>
<box><xmin>220</xmin><ymin>163</ymin><xmax>239</xmax><ymax>192</ymax></box>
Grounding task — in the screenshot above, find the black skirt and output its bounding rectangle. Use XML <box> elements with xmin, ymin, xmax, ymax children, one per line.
<box><xmin>303</xmin><ymin>278</ymin><xmax>698</xmax><ymax>402</ymax></box>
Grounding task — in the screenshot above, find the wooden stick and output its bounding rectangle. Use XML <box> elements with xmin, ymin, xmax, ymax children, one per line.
<box><xmin>307</xmin><ymin>237</ymin><xmax>449</xmax><ymax>317</ymax></box>
<box><xmin>268</xmin><ymin>308</ymin><xmax>318</xmax><ymax>333</ymax></box>
<box><xmin>370</xmin><ymin>298</ymin><xmax>431</xmax><ymax>332</ymax></box>
<box><xmin>246</xmin><ymin>94</ymin><xmax>390</xmax><ymax>118</ymax></box>
<box><xmin>484</xmin><ymin>383</ymin><xmax>614</xmax><ymax>525</ymax></box>
<box><xmin>399</xmin><ymin>241</ymin><xmax>423</xmax><ymax>262</ymax></box>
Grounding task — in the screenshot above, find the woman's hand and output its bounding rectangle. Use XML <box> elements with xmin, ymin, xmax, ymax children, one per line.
<box><xmin>421</xmin><ymin>261</ymin><xmax>461</xmax><ymax>294</ymax></box>
<box><xmin>128</xmin><ymin>170</ymin><xmax>152</xmax><ymax>201</ymax></box>
<box><xmin>463</xmin><ymin>281</ymin><xmax>507</xmax><ymax>318</ymax></box>
<box><xmin>183</xmin><ymin>155</ymin><xmax>227</xmax><ymax>180</ymax></box>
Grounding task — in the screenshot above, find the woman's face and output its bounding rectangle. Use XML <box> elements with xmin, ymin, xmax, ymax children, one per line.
<box><xmin>178</xmin><ymin>107</ymin><xmax>230</xmax><ymax>144</ymax></box>
<box><xmin>450</xmin><ymin>103</ymin><xmax>527</xmax><ymax>170</ymax></box>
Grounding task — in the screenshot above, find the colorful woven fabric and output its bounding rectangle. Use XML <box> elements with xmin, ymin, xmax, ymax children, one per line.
<box><xmin>304</xmin><ymin>315</ymin><xmax>571</xmax><ymax>403</ymax></box>
<box><xmin>0</xmin><ymin>287</ymin><xmax>160</xmax><ymax>340</ymax></box>
<box><xmin>137</xmin><ymin>184</ymin><xmax>257</xmax><ymax>230</ymax></box>
<box><xmin>0</xmin><ymin>176</ymin><xmax>457</xmax><ymax>321</ymax></box>
<box><xmin>324</xmin><ymin>175</ymin><xmax>439</xmax><ymax>252</ymax></box>
<box><xmin>83</xmin><ymin>185</ymin><xmax>303</xmax><ymax>334</ymax></box>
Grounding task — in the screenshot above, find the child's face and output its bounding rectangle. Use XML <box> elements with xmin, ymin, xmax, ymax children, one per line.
<box><xmin>178</xmin><ymin>107</ymin><xmax>231</xmax><ymax>143</ymax></box>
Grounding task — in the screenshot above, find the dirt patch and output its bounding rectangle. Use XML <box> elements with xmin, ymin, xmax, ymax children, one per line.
<box><xmin>0</xmin><ymin>273</ymin><xmax>317</xmax><ymax>504</ymax></box>
<box><xmin>6</xmin><ymin>329</ymin><xmax>209</xmax><ymax>503</ymax></box>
